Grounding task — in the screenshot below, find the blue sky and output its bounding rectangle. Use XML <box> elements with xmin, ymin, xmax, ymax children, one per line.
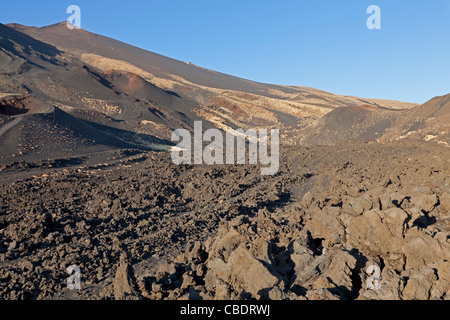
<box><xmin>1</xmin><ymin>0</ymin><xmax>449</xmax><ymax>103</ymax></box>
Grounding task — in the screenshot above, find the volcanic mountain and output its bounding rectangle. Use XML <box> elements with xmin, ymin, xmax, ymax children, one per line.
<box><xmin>0</xmin><ymin>22</ymin><xmax>200</xmax><ymax>164</ymax></box>
<box><xmin>0</xmin><ymin>21</ymin><xmax>447</xmax><ymax>164</ymax></box>
<box><xmin>5</xmin><ymin>22</ymin><xmax>416</xmax><ymax>127</ymax></box>
<box><xmin>0</xmin><ymin>21</ymin><xmax>449</xmax><ymax>303</ymax></box>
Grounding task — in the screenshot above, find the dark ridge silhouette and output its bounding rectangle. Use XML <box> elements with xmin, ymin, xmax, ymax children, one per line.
<box><xmin>0</xmin><ymin>23</ymin><xmax>62</xmax><ymax>67</ymax></box>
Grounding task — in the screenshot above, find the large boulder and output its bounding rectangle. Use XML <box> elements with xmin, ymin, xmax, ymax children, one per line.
<box><xmin>203</xmin><ymin>225</ymin><xmax>283</xmax><ymax>299</ymax></box>
<box><xmin>290</xmin><ymin>243</ymin><xmax>357</xmax><ymax>299</ymax></box>
<box><xmin>402</xmin><ymin>228</ymin><xmax>450</xmax><ymax>269</ymax></box>
<box><xmin>347</xmin><ymin>208</ymin><xmax>409</xmax><ymax>271</ymax></box>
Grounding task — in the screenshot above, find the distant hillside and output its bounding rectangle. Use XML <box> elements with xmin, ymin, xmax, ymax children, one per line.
<box><xmin>0</xmin><ymin>21</ymin><xmax>437</xmax><ymax>165</ymax></box>
<box><xmin>0</xmin><ymin>95</ymin><xmax>171</xmax><ymax>164</ymax></box>
<box><xmin>7</xmin><ymin>22</ymin><xmax>416</xmax><ymax>136</ymax></box>
<box><xmin>301</xmin><ymin>95</ymin><xmax>450</xmax><ymax>147</ymax></box>
<box><xmin>301</xmin><ymin>105</ymin><xmax>403</xmax><ymax>146</ymax></box>
<box><xmin>380</xmin><ymin>93</ymin><xmax>450</xmax><ymax>147</ymax></box>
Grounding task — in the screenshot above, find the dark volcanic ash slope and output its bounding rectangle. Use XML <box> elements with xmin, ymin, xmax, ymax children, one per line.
<box><xmin>0</xmin><ymin>22</ymin><xmax>200</xmax><ymax>132</ymax></box>
<box><xmin>7</xmin><ymin>22</ymin><xmax>299</xmax><ymax>99</ymax></box>
<box><xmin>301</xmin><ymin>105</ymin><xmax>403</xmax><ymax>146</ymax></box>
<box><xmin>380</xmin><ymin>93</ymin><xmax>450</xmax><ymax>146</ymax></box>
<box><xmin>301</xmin><ymin>94</ymin><xmax>450</xmax><ymax>147</ymax></box>
<box><xmin>0</xmin><ymin>95</ymin><xmax>143</xmax><ymax>164</ymax></box>
<box><xmin>0</xmin><ymin>23</ymin><xmax>62</xmax><ymax>74</ymax></box>
<box><xmin>0</xmin><ymin>23</ymin><xmax>204</xmax><ymax>163</ymax></box>
<box><xmin>7</xmin><ymin>21</ymin><xmax>416</xmax><ymax>134</ymax></box>
<box><xmin>102</xmin><ymin>69</ymin><xmax>198</xmax><ymax>127</ymax></box>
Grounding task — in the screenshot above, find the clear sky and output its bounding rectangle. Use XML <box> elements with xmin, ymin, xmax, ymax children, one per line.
<box><xmin>1</xmin><ymin>0</ymin><xmax>449</xmax><ymax>103</ymax></box>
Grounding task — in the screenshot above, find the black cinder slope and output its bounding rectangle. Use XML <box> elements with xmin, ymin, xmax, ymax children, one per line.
<box><xmin>9</xmin><ymin>21</ymin><xmax>301</xmax><ymax>99</ymax></box>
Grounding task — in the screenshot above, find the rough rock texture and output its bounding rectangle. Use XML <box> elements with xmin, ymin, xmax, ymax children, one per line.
<box><xmin>111</xmin><ymin>252</ymin><xmax>142</xmax><ymax>300</ymax></box>
<box><xmin>0</xmin><ymin>141</ymin><xmax>449</xmax><ymax>300</ymax></box>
